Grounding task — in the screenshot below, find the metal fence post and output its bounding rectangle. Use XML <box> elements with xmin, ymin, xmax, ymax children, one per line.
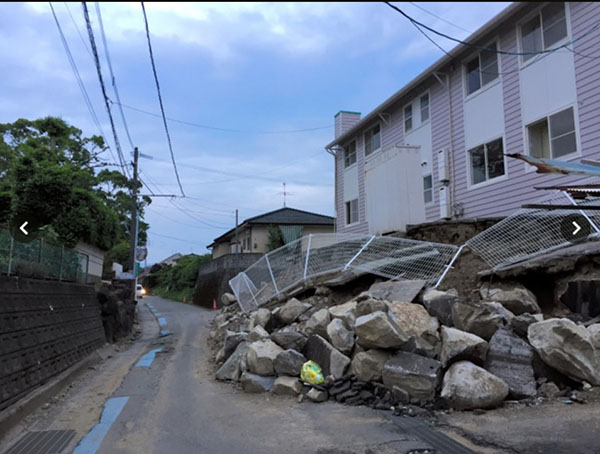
<box><xmin>264</xmin><ymin>254</ymin><xmax>279</xmax><ymax>296</ymax></box>
<box><xmin>303</xmin><ymin>234</ymin><xmax>312</xmax><ymax>281</ymax></box>
<box><xmin>242</xmin><ymin>273</ymin><xmax>260</xmax><ymax>308</ymax></box>
<box><xmin>7</xmin><ymin>236</ymin><xmax>14</xmax><ymax>275</ymax></box>
<box><xmin>563</xmin><ymin>191</ymin><xmax>600</xmax><ymax>234</ymax></box>
<box><xmin>343</xmin><ymin>235</ymin><xmax>375</xmax><ymax>271</ymax></box>
<box><xmin>434</xmin><ymin>244</ymin><xmax>464</xmax><ymax>289</ymax></box>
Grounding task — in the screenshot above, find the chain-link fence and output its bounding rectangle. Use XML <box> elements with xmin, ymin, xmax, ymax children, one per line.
<box><xmin>0</xmin><ymin>228</ymin><xmax>89</xmax><ymax>283</ymax></box>
<box><xmin>230</xmin><ymin>233</ymin><xmax>459</xmax><ymax>312</ymax></box>
<box><xmin>466</xmin><ymin>191</ymin><xmax>600</xmax><ymax>270</ymax></box>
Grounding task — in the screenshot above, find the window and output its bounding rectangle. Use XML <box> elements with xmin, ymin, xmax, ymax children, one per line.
<box><xmin>528</xmin><ymin>107</ymin><xmax>576</xmax><ymax>159</ymax></box>
<box><xmin>469</xmin><ymin>138</ymin><xmax>505</xmax><ymax>185</ymax></box>
<box><xmin>345</xmin><ymin>199</ymin><xmax>358</xmax><ymax>225</ymax></box>
<box><xmin>423</xmin><ymin>175</ymin><xmax>433</xmax><ymax>204</ymax></box>
<box><xmin>364</xmin><ymin>125</ymin><xmax>381</xmax><ymax>156</ymax></box>
<box><xmin>344</xmin><ymin>140</ymin><xmax>356</xmax><ymax>167</ymax></box>
<box><xmin>420</xmin><ymin>94</ymin><xmax>429</xmax><ymax>122</ymax></box>
<box><xmin>466</xmin><ymin>42</ymin><xmax>499</xmax><ymax>95</ymax></box>
<box><xmin>521</xmin><ymin>2</ymin><xmax>567</xmax><ymax>62</ymax></box>
<box><xmin>404</xmin><ymin>105</ymin><xmax>413</xmax><ymax>132</ymax></box>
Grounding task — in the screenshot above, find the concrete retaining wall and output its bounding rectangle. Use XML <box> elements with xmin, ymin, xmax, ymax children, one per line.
<box><xmin>193</xmin><ymin>253</ymin><xmax>262</xmax><ymax>308</ymax></box>
<box><xmin>0</xmin><ymin>276</ymin><xmax>105</xmax><ymax>411</ymax></box>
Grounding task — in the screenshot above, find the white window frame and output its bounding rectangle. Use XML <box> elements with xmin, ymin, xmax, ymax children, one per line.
<box><xmin>343</xmin><ymin>140</ymin><xmax>357</xmax><ymax>168</ymax></box>
<box><xmin>420</xmin><ymin>93</ymin><xmax>430</xmax><ymax>123</ymax></box>
<box><xmin>466</xmin><ymin>135</ymin><xmax>508</xmax><ymax>190</ymax></box>
<box><xmin>423</xmin><ymin>174</ymin><xmax>433</xmax><ymax>205</ymax></box>
<box><xmin>345</xmin><ymin>198</ymin><xmax>359</xmax><ymax>225</ymax></box>
<box><xmin>524</xmin><ymin>105</ymin><xmax>580</xmax><ymax>162</ymax></box>
<box><xmin>518</xmin><ymin>2</ymin><xmax>571</xmax><ymax>67</ymax></box>
<box><xmin>404</xmin><ymin>104</ymin><xmax>413</xmax><ymax>133</ymax></box>
<box><xmin>364</xmin><ymin>123</ymin><xmax>381</xmax><ymax>156</ymax></box>
<box><xmin>464</xmin><ymin>40</ymin><xmax>500</xmax><ymax>98</ymax></box>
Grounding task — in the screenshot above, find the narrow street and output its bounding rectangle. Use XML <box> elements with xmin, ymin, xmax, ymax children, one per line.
<box><xmin>1</xmin><ymin>297</ymin><xmax>484</xmax><ymax>454</ymax></box>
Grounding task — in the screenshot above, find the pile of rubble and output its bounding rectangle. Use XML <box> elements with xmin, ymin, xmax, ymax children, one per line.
<box><xmin>209</xmin><ymin>279</ymin><xmax>600</xmax><ymax>412</ymax></box>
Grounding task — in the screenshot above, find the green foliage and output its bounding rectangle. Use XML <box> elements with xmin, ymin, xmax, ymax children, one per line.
<box><xmin>145</xmin><ymin>253</ymin><xmax>212</xmax><ymax>301</ymax></box>
<box><xmin>105</xmin><ymin>240</ymin><xmax>131</xmax><ymax>272</ymax></box>
<box><xmin>266</xmin><ymin>224</ymin><xmax>284</xmax><ymax>251</ymax></box>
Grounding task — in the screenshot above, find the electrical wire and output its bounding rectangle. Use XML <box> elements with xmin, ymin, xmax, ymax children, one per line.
<box><xmin>95</xmin><ymin>2</ymin><xmax>135</xmax><ymax>150</ymax></box>
<box><xmin>149</xmin><ymin>230</ymin><xmax>209</xmax><ymax>244</ymax></box>
<box><xmin>64</xmin><ymin>2</ymin><xmax>93</xmax><ymax>59</ymax></box>
<box><xmin>49</xmin><ymin>2</ymin><xmax>118</xmax><ymax>166</ymax></box>
<box><xmin>408</xmin><ymin>2</ymin><xmax>472</xmax><ymax>34</ymax></box>
<box><xmin>140</xmin><ymin>2</ymin><xmax>185</xmax><ymax>197</ymax></box>
<box><xmin>81</xmin><ymin>2</ymin><xmax>130</xmax><ymax>177</ymax></box>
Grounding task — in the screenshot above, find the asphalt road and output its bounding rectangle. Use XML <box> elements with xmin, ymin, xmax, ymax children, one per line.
<box><xmin>1</xmin><ymin>296</ymin><xmax>484</xmax><ymax>454</ymax></box>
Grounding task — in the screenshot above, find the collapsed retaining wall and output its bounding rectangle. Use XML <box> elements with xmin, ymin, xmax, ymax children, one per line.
<box><xmin>0</xmin><ymin>276</ymin><xmax>105</xmax><ymax>411</ymax></box>
<box><xmin>193</xmin><ymin>253</ymin><xmax>262</xmax><ymax>308</ymax></box>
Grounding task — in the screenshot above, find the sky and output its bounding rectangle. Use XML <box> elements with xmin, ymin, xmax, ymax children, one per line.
<box><xmin>0</xmin><ymin>2</ymin><xmax>510</xmax><ymax>264</ymax></box>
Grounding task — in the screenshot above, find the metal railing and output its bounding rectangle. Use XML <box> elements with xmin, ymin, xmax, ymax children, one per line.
<box><xmin>0</xmin><ymin>228</ymin><xmax>90</xmax><ymax>283</ymax></box>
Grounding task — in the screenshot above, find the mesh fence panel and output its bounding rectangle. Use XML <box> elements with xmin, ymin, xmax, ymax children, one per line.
<box><xmin>230</xmin><ymin>233</ymin><xmax>459</xmax><ymax>312</ymax></box>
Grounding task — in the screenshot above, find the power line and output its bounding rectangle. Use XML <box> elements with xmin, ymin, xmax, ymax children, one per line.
<box><xmin>49</xmin><ymin>2</ymin><xmax>117</xmax><ymax>166</ymax></box>
<box><xmin>149</xmin><ymin>230</ymin><xmax>209</xmax><ymax>244</ymax></box>
<box><xmin>384</xmin><ymin>2</ymin><xmax>600</xmax><ymax>57</ymax></box>
<box><xmin>117</xmin><ymin>102</ymin><xmax>334</xmax><ymax>134</ymax></box>
<box><xmin>64</xmin><ymin>2</ymin><xmax>93</xmax><ymax>59</ymax></box>
<box><xmin>408</xmin><ymin>2</ymin><xmax>472</xmax><ymax>34</ymax></box>
<box><xmin>95</xmin><ymin>2</ymin><xmax>135</xmax><ymax>150</ymax></box>
<box><xmin>140</xmin><ymin>2</ymin><xmax>185</xmax><ymax>197</ymax></box>
<box><xmin>168</xmin><ymin>200</ymin><xmax>231</xmax><ymax>228</ymax></box>
<box><xmin>81</xmin><ymin>2</ymin><xmax>130</xmax><ymax>178</ymax></box>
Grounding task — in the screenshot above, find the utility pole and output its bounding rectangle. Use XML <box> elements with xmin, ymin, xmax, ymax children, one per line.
<box><xmin>235</xmin><ymin>209</ymin><xmax>239</xmax><ymax>254</ymax></box>
<box><xmin>129</xmin><ymin>147</ymin><xmax>139</xmax><ymax>288</ymax></box>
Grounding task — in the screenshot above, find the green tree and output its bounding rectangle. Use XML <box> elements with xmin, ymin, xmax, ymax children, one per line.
<box><xmin>266</xmin><ymin>224</ymin><xmax>284</xmax><ymax>251</ymax></box>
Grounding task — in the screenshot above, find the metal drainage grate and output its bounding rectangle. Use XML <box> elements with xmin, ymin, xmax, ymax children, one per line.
<box><xmin>392</xmin><ymin>416</ymin><xmax>475</xmax><ymax>454</ymax></box>
<box><xmin>5</xmin><ymin>430</ymin><xmax>75</xmax><ymax>454</ymax></box>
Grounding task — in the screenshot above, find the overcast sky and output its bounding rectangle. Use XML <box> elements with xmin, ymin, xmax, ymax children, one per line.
<box><xmin>1</xmin><ymin>2</ymin><xmax>510</xmax><ymax>264</ymax></box>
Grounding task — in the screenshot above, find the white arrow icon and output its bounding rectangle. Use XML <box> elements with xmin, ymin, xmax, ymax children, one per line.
<box><xmin>572</xmin><ymin>221</ymin><xmax>582</xmax><ymax>235</ymax></box>
<box><xmin>19</xmin><ymin>221</ymin><xmax>29</xmax><ymax>235</ymax></box>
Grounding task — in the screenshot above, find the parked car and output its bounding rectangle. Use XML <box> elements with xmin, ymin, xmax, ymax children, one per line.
<box><xmin>136</xmin><ymin>284</ymin><xmax>146</xmax><ymax>299</ymax></box>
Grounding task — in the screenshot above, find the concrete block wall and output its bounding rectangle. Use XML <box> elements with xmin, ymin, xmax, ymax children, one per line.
<box><xmin>0</xmin><ymin>277</ymin><xmax>105</xmax><ymax>411</ymax></box>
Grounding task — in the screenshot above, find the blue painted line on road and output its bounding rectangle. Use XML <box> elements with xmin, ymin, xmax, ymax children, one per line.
<box><xmin>153</xmin><ymin>312</ymin><xmax>161</xmax><ymax>316</ymax></box>
<box><xmin>72</xmin><ymin>396</ymin><xmax>129</xmax><ymax>454</ymax></box>
<box><xmin>160</xmin><ymin>329</ymin><xmax>171</xmax><ymax>337</ymax></box>
<box><xmin>136</xmin><ymin>348</ymin><xmax>163</xmax><ymax>367</ymax></box>
<box><xmin>158</xmin><ymin>317</ymin><xmax>167</xmax><ymax>327</ymax></box>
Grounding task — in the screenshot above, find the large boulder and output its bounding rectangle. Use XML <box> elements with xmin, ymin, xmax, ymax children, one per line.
<box><xmin>223</xmin><ymin>331</ymin><xmax>248</xmax><ymax>361</ymax></box>
<box><xmin>388</xmin><ymin>302</ymin><xmax>440</xmax><ymax>357</ymax></box>
<box><xmin>240</xmin><ymin>372</ymin><xmax>276</xmax><ymax>393</ymax></box>
<box><xmin>246</xmin><ymin>339</ymin><xmax>284</xmax><ymax>376</ymax></box>
<box><xmin>271</xmin><ymin>376</ymin><xmax>303</xmax><ymax>396</ymax></box>
<box><xmin>382</xmin><ymin>352</ymin><xmax>442</xmax><ymax>403</ymax></box>
<box><xmin>349</xmin><ymin>349</ymin><xmax>392</xmax><ymax>382</ymax></box>
<box><xmin>304</xmin><ymin>309</ymin><xmax>331</xmax><ymax>338</ymax></box>
<box><xmin>279</xmin><ymin>298</ymin><xmax>311</xmax><ymax>324</ymax></box>
<box><xmin>326</xmin><ymin>318</ymin><xmax>355</xmax><ymax>355</ymax></box>
<box><xmin>441</xmin><ymin>361</ymin><xmax>509</xmax><ymax>410</ymax></box>
<box><xmin>421</xmin><ymin>288</ymin><xmax>458</xmax><ymax>327</ymax></box>
<box><xmin>252</xmin><ymin>308</ymin><xmax>271</xmax><ymax>329</ymax></box>
<box><xmin>215</xmin><ymin>341</ymin><xmax>249</xmax><ymax>381</ymax></box>
<box><xmin>452</xmin><ymin>301</ymin><xmax>514</xmax><ymax>341</ymax></box>
<box><xmin>274</xmin><ymin>349</ymin><xmax>306</xmax><ymax>376</ymax></box>
<box><xmin>589</xmin><ymin>324</ymin><xmax>600</xmax><ymax>350</ymax></box>
<box><xmin>221</xmin><ymin>292</ymin><xmax>237</xmax><ymax>306</ymax></box>
<box><xmin>270</xmin><ymin>330</ymin><xmax>308</xmax><ymax>351</ymax></box>
<box><xmin>510</xmin><ymin>313</ymin><xmax>544</xmax><ymax>337</ymax></box>
<box><xmin>246</xmin><ymin>325</ymin><xmax>270</xmax><ymax>342</ymax></box>
<box><xmin>528</xmin><ymin>319</ymin><xmax>600</xmax><ymax>385</ymax></box>
<box><xmin>440</xmin><ymin>326</ymin><xmax>488</xmax><ymax>367</ymax></box>
<box><xmin>329</xmin><ymin>301</ymin><xmax>358</xmax><ymax>328</ymax></box>
<box><xmin>303</xmin><ymin>335</ymin><xmax>351</xmax><ymax>379</ymax></box>
<box><xmin>366</xmin><ymin>280</ymin><xmax>426</xmax><ymax>303</ymax></box>
<box><xmin>484</xmin><ymin>328</ymin><xmax>536</xmax><ymax>399</ymax></box>
<box><xmin>306</xmin><ymin>387</ymin><xmax>328</xmax><ymax>402</ymax></box>
<box><xmin>355</xmin><ymin>298</ymin><xmax>389</xmax><ymax>317</ymax></box>
<box><xmin>480</xmin><ymin>283</ymin><xmax>541</xmax><ymax>315</ymax></box>
<box><xmin>355</xmin><ymin>311</ymin><xmax>409</xmax><ymax>349</ymax></box>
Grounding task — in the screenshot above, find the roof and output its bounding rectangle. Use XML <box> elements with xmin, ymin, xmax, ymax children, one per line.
<box><xmin>325</xmin><ymin>1</ymin><xmax>526</xmax><ymax>150</ymax></box>
<box><xmin>158</xmin><ymin>252</ymin><xmax>183</xmax><ymax>264</ymax></box>
<box><xmin>209</xmin><ymin>207</ymin><xmax>335</xmax><ymax>247</ymax></box>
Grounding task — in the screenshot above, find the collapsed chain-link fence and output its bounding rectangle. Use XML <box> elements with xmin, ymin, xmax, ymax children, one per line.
<box><xmin>230</xmin><ymin>234</ymin><xmax>458</xmax><ymax>312</ymax></box>
<box><xmin>466</xmin><ymin>191</ymin><xmax>600</xmax><ymax>270</ymax></box>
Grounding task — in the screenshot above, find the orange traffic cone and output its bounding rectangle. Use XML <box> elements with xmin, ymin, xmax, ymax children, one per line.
<box><xmin>212</xmin><ymin>299</ymin><xmax>217</xmax><ymax>311</ymax></box>
<box><xmin>183</xmin><ymin>296</ymin><xmax>187</xmax><ymax>305</ymax></box>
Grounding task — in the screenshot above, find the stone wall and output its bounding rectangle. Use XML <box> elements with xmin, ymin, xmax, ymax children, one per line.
<box><xmin>0</xmin><ymin>276</ymin><xmax>105</xmax><ymax>411</ymax></box>
<box><xmin>193</xmin><ymin>253</ymin><xmax>262</xmax><ymax>308</ymax></box>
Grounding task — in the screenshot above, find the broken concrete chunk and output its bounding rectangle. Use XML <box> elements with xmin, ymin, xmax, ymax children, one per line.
<box><xmin>303</xmin><ymin>335</ymin><xmax>351</xmax><ymax>379</ymax></box>
<box><xmin>382</xmin><ymin>352</ymin><xmax>442</xmax><ymax>403</ymax></box>
<box><xmin>349</xmin><ymin>349</ymin><xmax>392</xmax><ymax>382</ymax></box>
<box><xmin>588</xmin><ymin>324</ymin><xmax>600</xmax><ymax>350</ymax></box>
<box><xmin>216</xmin><ymin>341</ymin><xmax>249</xmax><ymax>381</ymax></box>
<box><xmin>240</xmin><ymin>372</ymin><xmax>276</xmax><ymax>393</ymax></box>
<box><xmin>328</xmin><ymin>301</ymin><xmax>358</xmax><ymax>328</ymax></box>
<box><xmin>484</xmin><ymin>328</ymin><xmax>536</xmax><ymax>399</ymax></box>
<box><xmin>272</xmin><ymin>376</ymin><xmax>303</xmax><ymax>396</ymax></box>
<box><xmin>528</xmin><ymin>318</ymin><xmax>600</xmax><ymax>385</ymax></box>
<box><xmin>366</xmin><ymin>280</ymin><xmax>426</xmax><ymax>303</ymax></box>
<box><xmin>355</xmin><ymin>311</ymin><xmax>409</xmax><ymax>349</ymax></box>
<box><xmin>388</xmin><ymin>302</ymin><xmax>440</xmax><ymax>357</ymax></box>
<box><xmin>326</xmin><ymin>318</ymin><xmax>355</xmax><ymax>355</ymax></box>
<box><xmin>252</xmin><ymin>308</ymin><xmax>271</xmax><ymax>329</ymax></box>
<box><xmin>480</xmin><ymin>283</ymin><xmax>541</xmax><ymax>315</ymax></box>
<box><xmin>355</xmin><ymin>298</ymin><xmax>389</xmax><ymax>317</ymax></box>
<box><xmin>537</xmin><ymin>381</ymin><xmax>560</xmax><ymax>398</ymax></box>
<box><xmin>304</xmin><ymin>308</ymin><xmax>331</xmax><ymax>338</ymax></box>
<box><xmin>246</xmin><ymin>325</ymin><xmax>270</xmax><ymax>343</ymax></box>
<box><xmin>274</xmin><ymin>349</ymin><xmax>306</xmax><ymax>376</ymax></box>
<box><xmin>421</xmin><ymin>288</ymin><xmax>458</xmax><ymax>327</ymax></box>
<box><xmin>306</xmin><ymin>387</ymin><xmax>328</xmax><ymax>402</ymax></box>
<box><xmin>452</xmin><ymin>301</ymin><xmax>514</xmax><ymax>341</ymax></box>
<box><xmin>221</xmin><ymin>292</ymin><xmax>237</xmax><ymax>306</ymax></box>
<box><xmin>270</xmin><ymin>330</ymin><xmax>308</xmax><ymax>351</ymax></box>
<box><xmin>223</xmin><ymin>331</ymin><xmax>248</xmax><ymax>361</ymax></box>
<box><xmin>246</xmin><ymin>339</ymin><xmax>284</xmax><ymax>376</ymax></box>
<box><xmin>279</xmin><ymin>298</ymin><xmax>311</xmax><ymax>324</ymax></box>
<box><xmin>441</xmin><ymin>361</ymin><xmax>509</xmax><ymax>410</ymax></box>
<box><xmin>440</xmin><ymin>326</ymin><xmax>488</xmax><ymax>368</ymax></box>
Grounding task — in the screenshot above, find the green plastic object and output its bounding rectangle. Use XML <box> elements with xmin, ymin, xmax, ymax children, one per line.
<box><xmin>300</xmin><ymin>360</ymin><xmax>324</xmax><ymax>385</ymax></box>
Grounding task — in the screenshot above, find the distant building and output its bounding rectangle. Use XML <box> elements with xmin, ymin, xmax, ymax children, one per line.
<box><xmin>158</xmin><ymin>253</ymin><xmax>184</xmax><ymax>266</ymax></box>
<box><xmin>208</xmin><ymin>207</ymin><xmax>335</xmax><ymax>259</ymax></box>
